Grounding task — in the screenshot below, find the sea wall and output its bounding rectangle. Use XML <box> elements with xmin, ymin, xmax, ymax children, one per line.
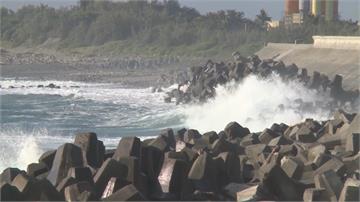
<box><xmin>1</xmin><ymin>110</ymin><xmax>359</xmax><ymax>201</ymax></box>
<box><xmin>313</xmin><ymin>36</ymin><xmax>360</xmax><ymax>50</ymax></box>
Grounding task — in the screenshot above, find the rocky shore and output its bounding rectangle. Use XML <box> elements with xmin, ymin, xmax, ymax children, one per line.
<box><xmin>165</xmin><ymin>52</ymin><xmax>359</xmax><ymax>109</ymax></box>
<box><xmin>1</xmin><ymin>109</ymin><xmax>359</xmax><ymax>201</ymax></box>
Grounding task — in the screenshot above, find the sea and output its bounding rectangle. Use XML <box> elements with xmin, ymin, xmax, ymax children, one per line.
<box><xmin>0</xmin><ymin>74</ymin><xmax>333</xmax><ymax>171</ymax></box>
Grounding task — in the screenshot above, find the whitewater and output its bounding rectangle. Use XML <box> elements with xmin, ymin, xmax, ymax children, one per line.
<box><xmin>0</xmin><ymin>74</ymin><xmax>332</xmax><ymax>171</ymax></box>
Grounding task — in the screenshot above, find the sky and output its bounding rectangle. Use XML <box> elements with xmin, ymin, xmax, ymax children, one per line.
<box><xmin>1</xmin><ymin>0</ymin><xmax>359</xmax><ymax>21</ymax></box>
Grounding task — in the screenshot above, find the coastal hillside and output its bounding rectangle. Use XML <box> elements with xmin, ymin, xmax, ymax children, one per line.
<box><xmin>1</xmin><ymin>0</ymin><xmax>359</xmax><ymax>57</ymax></box>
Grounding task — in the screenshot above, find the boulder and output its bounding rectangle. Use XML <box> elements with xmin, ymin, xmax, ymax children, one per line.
<box><xmin>159</xmin><ymin>128</ymin><xmax>176</xmax><ymax>149</ymax></box>
<box><xmin>12</xmin><ymin>173</ymin><xmax>62</xmax><ymax>200</ymax></box>
<box><xmin>188</xmin><ymin>152</ymin><xmax>218</xmax><ymax>192</ymax></box>
<box><xmin>202</xmin><ymin>131</ymin><xmax>218</xmax><ymax>145</ymax></box>
<box><xmin>216</xmin><ymin>152</ymin><xmax>241</xmax><ymax>183</ymax></box>
<box><xmin>303</xmin><ymin>188</ymin><xmax>328</xmax><ymax>201</ymax></box>
<box><xmin>280</xmin><ymin>156</ymin><xmax>304</xmax><ymax>180</ymax></box>
<box><xmin>259</xmin><ymin>159</ymin><xmax>306</xmax><ymax>200</ymax></box>
<box><xmin>102</xmin><ymin>184</ymin><xmax>146</xmax><ymax>201</ymax></box>
<box><xmin>148</xmin><ymin>136</ymin><xmax>171</xmax><ymax>152</ymax></box>
<box><xmin>117</xmin><ymin>156</ymin><xmax>146</xmax><ymax>195</ymax></box>
<box><xmin>56</xmin><ymin>176</ymin><xmax>77</xmax><ymax>193</ymax></box>
<box><xmin>141</xmin><ymin>145</ymin><xmax>163</xmax><ymax>180</ymax></box>
<box><xmin>38</xmin><ymin>150</ymin><xmax>56</xmax><ymax>169</ymax></box>
<box><xmin>223</xmin><ymin>183</ymin><xmax>251</xmax><ymax>200</ymax></box>
<box><xmin>314</xmin><ymin>156</ymin><xmax>346</xmax><ymax>177</ymax></box>
<box><xmin>47</xmin><ymin>143</ymin><xmax>84</xmax><ymax>186</ymax></box>
<box><xmin>93</xmin><ymin>159</ymin><xmax>128</xmax><ymax>197</ymax></box>
<box><xmin>183</xmin><ymin>129</ymin><xmax>201</xmax><ymax>145</ymax></box>
<box><xmin>314</xmin><ymin>170</ymin><xmax>343</xmax><ymax>201</ymax></box>
<box><xmin>345</xmin><ymin>133</ymin><xmax>359</xmax><ymax>155</ymax></box>
<box><xmin>67</xmin><ymin>167</ymin><xmax>93</xmax><ymax>184</ymax></box>
<box><xmin>113</xmin><ymin>137</ymin><xmax>141</xmax><ymax>161</ymax></box>
<box><xmin>157</xmin><ymin>156</ymin><xmax>190</xmax><ymax>198</ymax></box>
<box><xmin>224</xmin><ymin>122</ymin><xmax>250</xmax><ymax>139</ymax></box>
<box><xmin>0</xmin><ymin>167</ymin><xmax>22</xmax><ymax>185</ymax></box>
<box><xmin>104</xmin><ymin>149</ymin><xmax>115</xmax><ymax>160</ymax></box>
<box><xmin>74</xmin><ymin>132</ymin><xmax>104</xmax><ymax>168</ymax></box>
<box><xmin>64</xmin><ymin>181</ymin><xmax>96</xmax><ymax>201</ymax></box>
<box><xmin>339</xmin><ymin>178</ymin><xmax>360</xmax><ymax>202</ymax></box>
<box><xmin>0</xmin><ymin>183</ymin><xmax>23</xmax><ymax>201</ymax></box>
<box><xmin>258</xmin><ymin>128</ymin><xmax>279</xmax><ymax>144</ymax></box>
<box><xmin>101</xmin><ymin>177</ymin><xmax>131</xmax><ymax>199</ymax></box>
<box><xmin>27</xmin><ymin>162</ymin><xmax>48</xmax><ymax>178</ymax></box>
<box><xmin>268</xmin><ymin>136</ymin><xmax>293</xmax><ymax>146</ymax></box>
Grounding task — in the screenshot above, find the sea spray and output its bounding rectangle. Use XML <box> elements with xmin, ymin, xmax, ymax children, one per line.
<box><xmin>183</xmin><ymin>74</ymin><xmax>332</xmax><ymax>133</ymax></box>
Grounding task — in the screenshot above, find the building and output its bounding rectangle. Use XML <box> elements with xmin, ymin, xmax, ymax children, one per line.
<box><xmin>285</xmin><ymin>0</ymin><xmax>339</xmax><ymax>25</ymax></box>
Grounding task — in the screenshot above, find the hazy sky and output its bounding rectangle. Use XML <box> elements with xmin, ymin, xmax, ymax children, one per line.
<box><xmin>1</xmin><ymin>0</ymin><xmax>359</xmax><ymax>21</ymax></box>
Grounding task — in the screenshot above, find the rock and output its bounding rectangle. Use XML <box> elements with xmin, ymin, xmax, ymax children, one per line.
<box><xmin>202</xmin><ymin>131</ymin><xmax>219</xmax><ymax>144</ymax></box>
<box><xmin>268</xmin><ymin>136</ymin><xmax>292</xmax><ymax>146</ymax></box>
<box><xmin>223</xmin><ymin>183</ymin><xmax>251</xmax><ymax>200</ymax></box>
<box><xmin>113</xmin><ymin>137</ymin><xmax>141</xmax><ymax>161</ymax></box>
<box><xmin>175</xmin><ymin>128</ymin><xmax>187</xmax><ymax>141</ymax></box>
<box><xmin>47</xmin><ymin>143</ymin><xmax>84</xmax><ymax>186</ymax></box>
<box><xmin>280</xmin><ymin>156</ymin><xmax>304</xmax><ymax>180</ymax></box>
<box><xmin>64</xmin><ymin>181</ymin><xmax>96</xmax><ymax>201</ymax></box>
<box><xmin>11</xmin><ymin>173</ymin><xmax>62</xmax><ymax>200</ymax></box>
<box><xmin>148</xmin><ymin>136</ymin><xmax>171</xmax><ymax>152</ymax></box>
<box><xmin>101</xmin><ymin>177</ymin><xmax>131</xmax><ymax>199</ymax></box>
<box><xmin>0</xmin><ymin>167</ymin><xmax>22</xmax><ymax>185</ymax></box>
<box><xmin>67</xmin><ymin>167</ymin><xmax>93</xmax><ymax>184</ymax></box>
<box><xmin>188</xmin><ymin>152</ymin><xmax>218</xmax><ymax>192</ymax></box>
<box><xmin>38</xmin><ymin>150</ymin><xmax>56</xmax><ymax>169</ymax></box>
<box><xmin>259</xmin><ymin>128</ymin><xmax>279</xmax><ymax>144</ymax></box>
<box><xmin>314</xmin><ymin>170</ymin><xmax>343</xmax><ymax>201</ymax></box>
<box><xmin>157</xmin><ymin>155</ymin><xmax>190</xmax><ymax>198</ymax></box>
<box><xmin>314</xmin><ymin>156</ymin><xmax>346</xmax><ymax>177</ymax></box>
<box><xmin>0</xmin><ymin>183</ymin><xmax>23</xmax><ymax>201</ymax></box>
<box><xmin>159</xmin><ymin>128</ymin><xmax>176</xmax><ymax>150</ymax></box>
<box><xmin>339</xmin><ymin>178</ymin><xmax>360</xmax><ymax>202</ymax></box>
<box><xmin>27</xmin><ymin>162</ymin><xmax>48</xmax><ymax>178</ymax></box>
<box><xmin>183</xmin><ymin>129</ymin><xmax>201</xmax><ymax>144</ymax></box>
<box><xmin>224</xmin><ymin>122</ymin><xmax>250</xmax><ymax>139</ymax></box>
<box><xmin>74</xmin><ymin>132</ymin><xmax>104</xmax><ymax>168</ymax></box>
<box><xmin>181</xmin><ymin>147</ymin><xmax>199</xmax><ymax>162</ymax></box>
<box><xmin>211</xmin><ymin>137</ymin><xmax>237</xmax><ymax>156</ymax></box>
<box><xmin>260</xmin><ymin>159</ymin><xmax>305</xmax><ymax>200</ymax></box>
<box><xmin>303</xmin><ymin>188</ymin><xmax>328</xmax><ymax>201</ymax></box>
<box><xmin>56</xmin><ymin>176</ymin><xmax>77</xmax><ymax>193</ymax></box>
<box><xmin>93</xmin><ymin>159</ymin><xmax>128</xmax><ymax>197</ymax></box>
<box><xmin>216</xmin><ymin>152</ymin><xmax>242</xmax><ymax>184</ymax></box>
<box><xmin>104</xmin><ymin>149</ymin><xmax>115</xmax><ymax>160</ymax></box>
<box><xmin>236</xmin><ymin>185</ymin><xmax>264</xmax><ymax>201</ymax></box>
<box><xmin>102</xmin><ymin>184</ymin><xmax>146</xmax><ymax>201</ymax></box>
<box><xmin>141</xmin><ymin>145</ymin><xmax>163</xmax><ymax>180</ymax></box>
<box><xmin>117</xmin><ymin>157</ymin><xmax>146</xmax><ymax>195</ymax></box>
<box><xmin>307</xmin><ymin>143</ymin><xmax>327</xmax><ymax>162</ymax></box>
<box><xmin>345</xmin><ymin>133</ymin><xmax>359</xmax><ymax>155</ymax></box>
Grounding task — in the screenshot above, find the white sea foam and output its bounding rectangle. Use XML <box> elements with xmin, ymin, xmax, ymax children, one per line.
<box><xmin>0</xmin><ymin>127</ymin><xmax>157</xmax><ymax>172</ymax></box>
<box><xmin>182</xmin><ymin>74</ymin><xmax>332</xmax><ymax>133</ymax></box>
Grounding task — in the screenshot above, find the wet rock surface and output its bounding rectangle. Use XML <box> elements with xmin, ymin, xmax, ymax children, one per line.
<box><xmin>1</xmin><ymin>109</ymin><xmax>359</xmax><ymax>201</ymax></box>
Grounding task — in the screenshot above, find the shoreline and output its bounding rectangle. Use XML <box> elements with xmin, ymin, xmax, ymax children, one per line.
<box><xmin>1</xmin><ymin>110</ymin><xmax>359</xmax><ymax>201</ymax></box>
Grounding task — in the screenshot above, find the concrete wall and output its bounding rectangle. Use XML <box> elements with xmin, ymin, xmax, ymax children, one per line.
<box><xmin>256</xmin><ymin>40</ymin><xmax>360</xmax><ymax>90</ymax></box>
<box><xmin>313</xmin><ymin>36</ymin><xmax>360</xmax><ymax>50</ymax></box>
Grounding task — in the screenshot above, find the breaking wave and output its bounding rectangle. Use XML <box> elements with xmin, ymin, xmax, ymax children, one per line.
<box><xmin>183</xmin><ymin>74</ymin><xmax>333</xmax><ymax>133</ymax></box>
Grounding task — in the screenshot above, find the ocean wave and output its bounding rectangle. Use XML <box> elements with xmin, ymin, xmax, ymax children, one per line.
<box><xmin>182</xmin><ymin>74</ymin><xmax>332</xmax><ymax>133</ymax></box>
<box><xmin>0</xmin><ymin>126</ymin><xmax>158</xmax><ymax>172</ymax></box>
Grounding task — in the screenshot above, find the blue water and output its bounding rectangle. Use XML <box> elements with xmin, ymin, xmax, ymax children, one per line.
<box><xmin>0</xmin><ymin>75</ymin><xmax>336</xmax><ymax>171</ymax></box>
<box><xmin>0</xmin><ymin>79</ymin><xmax>184</xmax><ymax>170</ymax></box>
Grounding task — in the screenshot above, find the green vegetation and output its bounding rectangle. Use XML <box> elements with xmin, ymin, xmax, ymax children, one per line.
<box><xmin>0</xmin><ymin>0</ymin><xmax>359</xmax><ymax>57</ymax></box>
